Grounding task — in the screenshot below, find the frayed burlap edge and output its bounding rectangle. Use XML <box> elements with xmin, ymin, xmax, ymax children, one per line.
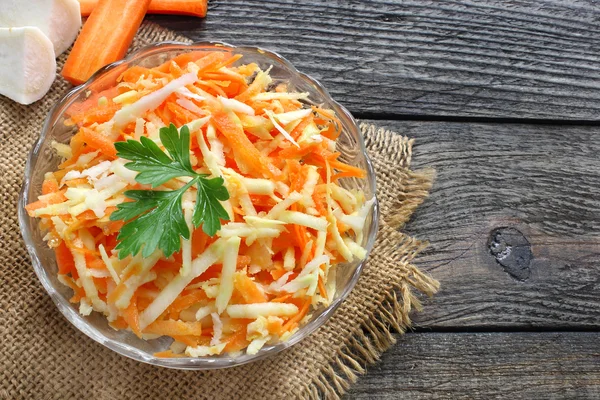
<box><xmin>301</xmin><ymin>124</ymin><xmax>439</xmax><ymax>400</ymax></box>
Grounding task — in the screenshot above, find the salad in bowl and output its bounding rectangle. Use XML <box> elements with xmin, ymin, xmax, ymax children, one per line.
<box><xmin>19</xmin><ymin>42</ymin><xmax>377</xmax><ymax>368</ymax></box>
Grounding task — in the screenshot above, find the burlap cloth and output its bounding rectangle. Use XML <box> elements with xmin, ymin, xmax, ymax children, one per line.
<box><xmin>0</xmin><ymin>23</ymin><xmax>438</xmax><ymax>400</ymax></box>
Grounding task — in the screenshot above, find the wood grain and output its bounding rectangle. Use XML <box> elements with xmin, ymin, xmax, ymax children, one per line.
<box><xmin>364</xmin><ymin>120</ymin><xmax>600</xmax><ymax>328</ymax></box>
<box><xmin>150</xmin><ymin>0</ymin><xmax>600</xmax><ymax>119</ymax></box>
<box><xmin>345</xmin><ymin>332</ymin><xmax>600</xmax><ymax>399</ymax></box>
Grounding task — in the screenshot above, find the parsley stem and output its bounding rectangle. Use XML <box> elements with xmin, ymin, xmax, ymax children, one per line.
<box><xmin>179</xmin><ymin>175</ymin><xmax>201</xmax><ymax>193</ymax></box>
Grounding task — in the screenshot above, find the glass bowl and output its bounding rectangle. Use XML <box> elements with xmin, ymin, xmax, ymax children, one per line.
<box><xmin>18</xmin><ymin>42</ymin><xmax>379</xmax><ymax>369</ymax></box>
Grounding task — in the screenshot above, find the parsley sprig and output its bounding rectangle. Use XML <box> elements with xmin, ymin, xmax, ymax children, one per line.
<box><xmin>110</xmin><ymin>123</ymin><xmax>230</xmax><ymax>259</ymax></box>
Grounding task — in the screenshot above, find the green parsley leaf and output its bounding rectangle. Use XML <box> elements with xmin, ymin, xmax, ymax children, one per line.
<box><xmin>194</xmin><ymin>176</ymin><xmax>231</xmax><ymax>236</ymax></box>
<box><xmin>110</xmin><ymin>124</ymin><xmax>230</xmax><ymax>259</ymax></box>
<box><xmin>112</xmin><ymin>187</ymin><xmax>189</xmax><ymax>259</ymax></box>
<box><xmin>114</xmin><ymin>123</ymin><xmax>195</xmax><ymax>188</ymax></box>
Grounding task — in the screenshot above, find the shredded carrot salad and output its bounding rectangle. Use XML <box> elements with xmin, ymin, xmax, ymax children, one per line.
<box><xmin>26</xmin><ymin>50</ymin><xmax>374</xmax><ymax>357</ymax></box>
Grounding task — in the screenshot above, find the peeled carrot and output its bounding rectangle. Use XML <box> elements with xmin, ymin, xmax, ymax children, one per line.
<box><xmin>63</xmin><ymin>0</ymin><xmax>152</xmax><ymax>85</ymax></box>
<box><xmin>143</xmin><ymin>320</ymin><xmax>203</xmax><ymax>336</ymax></box>
<box><xmin>318</xmin><ymin>276</ymin><xmax>328</xmax><ymax>300</ymax></box>
<box><xmin>281</xmin><ymin>298</ymin><xmax>311</xmax><ymax>333</ymax></box>
<box><xmin>42</xmin><ymin>175</ymin><xmax>59</xmax><ymax>195</ymax></box>
<box><xmin>223</xmin><ymin>328</ymin><xmax>250</xmax><ymax>353</ymax></box>
<box><xmin>79</xmin><ymin>0</ymin><xmax>207</xmax><ymax>18</ymax></box>
<box><xmin>156</xmin><ymin>51</ymin><xmax>216</xmax><ymax>73</ymax></box>
<box><xmin>55</xmin><ymin>241</ymin><xmax>76</xmax><ymax>275</ymax></box>
<box><xmin>80</xmin><ymin>127</ymin><xmax>117</xmax><ymax>158</ymax></box>
<box><xmin>119</xmin><ymin>66</ymin><xmax>170</xmax><ymax>83</ymax></box>
<box><xmin>234</xmin><ymin>274</ymin><xmax>267</xmax><ymax>304</ymax></box>
<box><xmin>271</xmin><ymin>293</ymin><xmax>293</xmax><ymax>303</ymax></box>
<box><xmin>213</xmin><ymin>110</ymin><xmax>282</xmax><ymax>179</ymax></box>
<box><xmin>25</xmin><ymin>190</ymin><xmax>67</xmax><ymax>216</ymax></box>
<box><xmin>124</xmin><ymin>294</ymin><xmax>142</xmax><ymax>337</ymax></box>
<box><xmin>167</xmin><ymin>290</ymin><xmax>207</xmax><ymax>318</ymax></box>
<box><xmin>66</xmin><ymin>86</ymin><xmax>120</xmax><ymax>118</ymax></box>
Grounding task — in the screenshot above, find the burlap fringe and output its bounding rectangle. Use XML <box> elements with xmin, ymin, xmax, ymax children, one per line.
<box><xmin>303</xmin><ymin>125</ymin><xmax>440</xmax><ymax>400</ymax></box>
<box><xmin>306</xmin><ymin>263</ymin><xmax>439</xmax><ymax>400</ymax></box>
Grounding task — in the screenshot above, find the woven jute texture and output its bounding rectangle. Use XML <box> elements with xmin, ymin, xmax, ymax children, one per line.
<box><xmin>0</xmin><ymin>23</ymin><xmax>438</xmax><ymax>400</ymax></box>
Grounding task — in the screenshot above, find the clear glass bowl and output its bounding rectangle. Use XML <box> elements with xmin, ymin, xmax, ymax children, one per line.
<box><xmin>18</xmin><ymin>42</ymin><xmax>379</xmax><ymax>369</ymax></box>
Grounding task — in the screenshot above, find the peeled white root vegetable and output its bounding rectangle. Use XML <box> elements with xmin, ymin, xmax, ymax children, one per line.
<box><xmin>0</xmin><ymin>0</ymin><xmax>81</xmax><ymax>56</ymax></box>
<box><xmin>0</xmin><ymin>27</ymin><xmax>56</xmax><ymax>105</ymax></box>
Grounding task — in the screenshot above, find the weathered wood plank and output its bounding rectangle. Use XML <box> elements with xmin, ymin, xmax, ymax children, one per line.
<box><xmin>151</xmin><ymin>0</ymin><xmax>600</xmax><ymax>119</ymax></box>
<box><xmin>363</xmin><ymin>120</ymin><xmax>600</xmax><ymax>328</ymax></box>
<box><xmin>346</xmin><ymin>332</ymin><xmax>600</xmax><ymax>399</ymax></box>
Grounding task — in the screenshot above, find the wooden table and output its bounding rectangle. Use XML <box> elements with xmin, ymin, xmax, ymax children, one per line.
<box><xmin>152</xmin><ymin>1</ymin><xmax>600</xmax><ymax>397</ymax></box>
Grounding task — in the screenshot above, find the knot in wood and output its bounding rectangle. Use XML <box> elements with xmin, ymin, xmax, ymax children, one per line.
<box><xmin>488</xmin><ymin>227</ymin><xmax>532</xmax><ymax>281</ymax></box>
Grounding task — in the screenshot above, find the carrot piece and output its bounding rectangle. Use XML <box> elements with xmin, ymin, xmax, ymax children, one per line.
<box><xmin>252</xmin><ymin>270</ymin><xmax>275</xmax><ymax>284</ymax></box>
<box><xmin>271</xmin><ymin>293</ymin><xmax>293</xmax><ymax>303</ymax></box>
<box><xmin>249</xmin><ymin>194</ymin><xmax>277</xmax><ymax>208</ymax></box>
<box><xmin>65</xmin><ymin>178</ymin><xmax>91</xmax><ymax>188</ymax></box>
<box><xmin>266</xmin><ymin>318</ymin><xmax>284</xmax><ymax>335</ymax></box>
<box><xmin>154</xmin><ymin>104</ymin><xmax>174</xmax><ymax>126</ymax></box>
<box><xmin>195</xmin><ymin>80</ymin><xmax>228</xmax><ymax>98</ymax></box>
<box><xmin>153</xmin><ymin>350</ymin><xmax>185</xmax><ymax>358</ymax></box>
<box><xmin>68</xmin><ymin>102</ymin><xmax>120</xmax><ymax>127</ymax></box>
<box><xmin>281</xmin><ymin>298</ymin><xmax>311</xmax><ymax>333</ymax></box>
<box><xmin>236</xmin><ymin>255</ymin><xmax>251</xmax><ymax>269</ymax></box>
<box><xmin>86</xmin><ymin>255</ymin><xmax>106</xmax><ymax>270</ymax></box>
<box><xmin>270</xmin><ymin>268</ymin><xmax>287</xmax><ymax>281</ymax></box>
<box><xmin>79</xmin><ymin>0</ymin><xmax>207</xmax><ymax>18</ymax></box>
<box><xmin>153</xmin><ymin>258</ymin><xmax>182</xmax><ymax>273</ymax></box>
<box><xmin>317</xmin><ymin>276</ymin><xmax>328</xmax><ymax>300</ymax></box>
<box><xmin>223</xmin><ymin>328</ymin><xmax>249</xmax><ymax>353</ymax></box>
<box><xmin>195</xmin><ymin>263</ymin><xmax>222</xmax><ymax>282</ymax></box>
<box><xmin>55</xmin><ymin>241</ymin><xmax>76</xmax><ymax>275</ymax></box>
<box><xmin>191</xmin><ymin>228</ymin><xmax>209</xmax><ymax>258</ymax></box>
<box><xmin>234</xmin><ymin>274</ymin><xmax>267</xmax><ymax>304</ymax></box>
<box><xmin>328</xmin><ymin>160</ymin><xmax>367</xmax><ymax>179</ymax></box>
<box><xmin>25</xmin><ymin>190</ymin><xmax>67</xmax><ymax>216</ymax></box>
<box><xmin>67</xmin><ymin>131</ymin><xmax>87</xmax><ymax>161</ymax></box>
<box><xmin>312</xmin><ymin>191</ymin><xmax>328</xmax><ymax>216</ymax></box>
<box><xmin>78</xmin><ymin>0</ymin><xmax>97</xmax><ymax>17</ymax></box>
<box><xmin>42</xmin><ymin>175</ymin><xmax>59</xmax><ymax>195</ymax></box>
<box><xmin>124</xmin><ymin>294</ymin><xmax>142</xmax><ymax>337</ymax></box>
<box><xmin>278</xmin><ymin>142</ymin><xmax>320</xmax><ymax>159</ymax></box>
<box><xmin>194</xmin><ymin>52</ymin><xmax>227</xmax><ymax>73</ymax></box>
<box><xmin>66</xmin><ymin>86</ymin><xmax>120</xmax><ymax>118</ymax></box>
<box><xmin>167</xmin><ymin>101</ymin><xmax>202</xmax><ymax>124</ymax></box>
<box><xmin>212</xmin><ymin>110</ymin><xmax>282</xmax><ymax>179</ymax></box>
<box><xmin>63</xmin><ymin>0</ymin><xmax>152</xmax><ymax>85</ymax></box>
<box><xmin>312</xmin><ymin>106</ymin><xmax>342</xmax><ymax>140</ymax></box>
<box><xmin>110</xmin><ymin>317</ymin><xmax>129</xmax><ymax>330</ymax></box>
<box><xmin>80</xmin><ymin>127</ymin><xmax>117</xmax><ymax>158</ymax></box>
<box><xmin>161</xmin><ymin>52</ymin><xmax>209</xmax><ymax>72</ymax></box>
<box><xmin>148</xmin><ymin>0</ymin><xmax>207</xmax><ymax>17</ymax></box>
<box><xmin>167</xmin><ymin>290</ymin><xmax>207</xmax><ymax>318</ymax></box>
<box><xmin>119</xmin><ymin>66</ymin><xmax>170</xmax><ymax>83</ymax></box>
<box><xmin>289</xmin><ymin>114</ymin><xmax>313</xmax><ymax>140</ymax></box>
<box><xmin>289</xmin><ymin>203</ymin><xmax>309</xmax><ymax>249</ymax></box>
<box><xmin>210</xmin><ymin>54</ymin><xmax>243</xmax><ymax>72</ymax></box>
<box><xmin>143</xmin><ymin>320</ymin><xmax>204</xmax><ymax>336</ymax></box>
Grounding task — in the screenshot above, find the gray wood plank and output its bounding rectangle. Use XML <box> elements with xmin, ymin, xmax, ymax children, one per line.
<box><xmin>363</xmin><ymin>120</ymin><xmax>600</xmax><ymax>328</ymax></box>
<box><xmin>151</xmin><ymin>0</ymin><xmax>600</xmax><ymax>120</ymax></box>
<box><xmin>345</xmin><ymin>332</ymin><xmax>600</xmax><ymax>399</ymax></box>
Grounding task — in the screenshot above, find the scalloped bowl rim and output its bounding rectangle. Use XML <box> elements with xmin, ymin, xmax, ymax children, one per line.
<box><xmin>18</xmin><ymin>41</ymin><xmax>379</xmax><ymax>369</ymax></box>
